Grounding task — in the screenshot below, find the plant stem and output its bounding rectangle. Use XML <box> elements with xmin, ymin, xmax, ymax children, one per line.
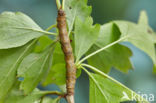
<box><xmin>45</xmin><ymin>24</ymin><xmax>56</xmax><ymax>31</ymax></box>
<box><xmin>77</xmin><ymin>36</ymin><xmax>128</xmax><ymax>65</ymax></box>
<box><xmin>40</xmin><ymin>91</ymin><xmax>64</xmax><ymax>103</ymax></box>
<box><xmin>57</xmin><ymin>9</ymin><xmax>76</xmax><ymax>103</ymax></box>
<box><xmin>62</xmin><ymin>0</ymin><xmax>65</xmax><ymax>10</ymax></box>
<box><xmin>81</xmin><ymin>63</ymin><xmax>126</xmax><ymax>87</ymax></box>
<box><xmin>56</xmin><ymin>0</ymin><xmax>61</xmax><ymax>9</ymax></box>
<box><xmin>42</xmin><ymin>91</ymin><xmax>63</xmax><ymax>96</ymax></box>
<box><xmin>81</xmin><ymin>63</ymin><xmax>131</xmax><ymax>90</ymax></box>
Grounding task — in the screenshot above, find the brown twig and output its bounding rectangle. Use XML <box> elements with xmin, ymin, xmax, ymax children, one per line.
<box><xmin>57</xmin><ymin>9</ymin><xmax>76</xmax><ymax>103</ymax></box>
<box><xmin>40</xmin><ymin>91</ymin><xmax>65</xmax><ymax>103</ymax></box>
<box><xmin>43</xmin><ymin>91</ymin><xmax>64</xmax><ymax>96</ymax></box>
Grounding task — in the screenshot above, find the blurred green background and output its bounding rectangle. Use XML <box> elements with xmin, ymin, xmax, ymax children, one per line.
<box><xmin>0</xmin><ymin>0</ymin><xmax>156</xmax><ymax>103</ymax></box>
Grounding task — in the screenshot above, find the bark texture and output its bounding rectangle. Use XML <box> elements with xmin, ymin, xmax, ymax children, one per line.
<box><xmin>57</xmin><ymin>9</ymin><xmax>76</xmax><ymax>103</ymax></box>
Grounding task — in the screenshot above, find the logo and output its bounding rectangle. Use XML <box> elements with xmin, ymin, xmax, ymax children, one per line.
<box><xmin>121</xmin><ymin>91</ymin><xmax>155</xmax><ymax>102</ymax></box>
<box><xmin>122</xmin><ymin>91</ymin><xmax>130</xmax><ymax>100</ymax></box>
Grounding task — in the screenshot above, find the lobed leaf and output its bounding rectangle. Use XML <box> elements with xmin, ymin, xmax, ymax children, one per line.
<box><xmin>74</xmin><ymin>17</ymin><xmax>100</xmax><ymax>62</ymax></box>
<box><xmin>42</xmin><ymin>43</ymin><xmax>66</xmax><ymax>86</ymax></box>
<box><xmin>5</xmin><ymin>81</ymin><xmax>58</xmax><ymax>103</ymax></box>
<box><xmin>17</xmin><ymin>44</ymin><xmax>54</xmax><ymax>94</ymax></box>
<box><xmin>34</xmin><ymin>35</ymin><xmax>53</xmax><ymax>53</ymax></box>
<box><xmin>0</xmin><ymin>40</ymin><xmax>36</xmax><ymax>102</ymax></box>
<box><xmin>43</xmin><ymin>63</ymin><xmax>66</xmax><ymax>86</ymax></box>
<box><xmin>114</xmin><ymin>11</ymin><xmax>156</xmax><ymax>73</ymax></box>
<box><xmin>87</xmin><ymin>23</ymin><xmax>133</xmax><ymax>73</ymax></box>
<box><xmin>0</xmin><ymin>12</ymin><xmax>44</xmax><ymax>49</ymax></box>
<box><xmin>6</xmin><ymin>89</ymin><xmax>45</xmax><ymax>103</ymax></box>
<box><xmin>64</xmin><ymin>0</ymin><xmax>92</xmax><ymax>36</ymax></box>
<box><xmin>89</xmin><ymin>73</ymin><xmax>149</xmax><ymax>103</ymax></box>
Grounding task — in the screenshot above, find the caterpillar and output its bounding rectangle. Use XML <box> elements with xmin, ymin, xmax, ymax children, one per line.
<box><xmin>57</xmin><ymin>9</ymin><xmax>76</xmax><ymax>103</ymax></box>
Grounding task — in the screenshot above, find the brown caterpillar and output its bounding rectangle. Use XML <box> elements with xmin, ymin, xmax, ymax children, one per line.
<box><xmin>57</xmin><ymin>9</ymin><xmax>76</xmax><ymax>103</ymax></box>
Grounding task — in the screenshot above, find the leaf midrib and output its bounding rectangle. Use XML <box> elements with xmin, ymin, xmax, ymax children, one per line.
<box><xmin>89</xmin><ymin>73</ymin><xmax>109</xmax><ymax>103</ymax></box>
<box><xmin>18</xmin><ymin>53</ymin><xmax>48</xmax><ymax>76</ymax></box>
<box><xmin>26</xmin><ymin>53</ymin><xmax>50</xmax><ymax>92</ymax></box>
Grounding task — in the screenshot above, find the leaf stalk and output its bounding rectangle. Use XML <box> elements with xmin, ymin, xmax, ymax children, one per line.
<box><xmin>45</xmin><ymin>24</ymin><xmax>57</xmax><ymax>31</ymax></box>
<box><xmin>77</xmin><ymin>36</ymin><xmax>128</xmax><ymax>65</ymax></box>
<box><xmin>56</xmin><ymin>0</ymin><xmax>61</xmax><ymax>9</ymax></box>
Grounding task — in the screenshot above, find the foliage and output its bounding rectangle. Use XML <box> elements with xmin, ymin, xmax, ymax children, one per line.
<box><xmin>0</xmin><ymin>0</ymin><xmax>155</xmax><ymax>103</ymax></box>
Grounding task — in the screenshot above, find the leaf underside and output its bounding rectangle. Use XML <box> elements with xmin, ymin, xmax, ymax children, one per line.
<box><xmin>0</xmin><ymin>40</ymin><xmax>36</xmax><ymax>102</ymax></box>
<box><xmin>74</xmin><ymin>17</ymin><xmax>100</xmax><ymax>62</ymax></box>
<box><xmin>114</xmin><ymin>11</ymin><xmax>156</xmax><ymax>72</ymax></box>
<box><xmin>64</xmin><ymin>0</ymin><xmax>92</xmax><ymax>35</ymax></box>
<box><xmin>5</xmin><ymin>81</ymin><xmax>59</xmax><ymax>103</ymax></box>
<box><xmin>89</xmin><ymin>73</ymin><xmax>149</xmax><ymax>103</ymax></box>
<box><xmin>0</xmin><ymin>12</ymin><xmax>43</xmax><ymax>49</ymax></box>
<box><xmin>17</xmin><ymin>44</ymin><xmax>53</xmax><ymax>94</ymax></box>
<box><xmin>87</xmin><ymin>23</ymin><xmax>133</xmax><ymax>73</ymax></box>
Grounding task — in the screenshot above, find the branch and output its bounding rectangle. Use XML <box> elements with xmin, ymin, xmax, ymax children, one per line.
<box><xmin>42</xmin><ymin>91</ymin><xmax>64</xmax><ymax>96</ymax></box>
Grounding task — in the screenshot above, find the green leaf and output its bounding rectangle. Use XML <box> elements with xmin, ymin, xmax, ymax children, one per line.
<box><xmin>5</xmin><ymin>89</ymin><xmax>44</xmax><ymax>103</ymax></box>
<box><xmin>0</xmin><ymin>12</ymin><xmax>44</xmax><ymax>49</ymax></box>
<box><xmin>89</xmin><ymin>73</ymin><xmax>149</xmax><ymax>103</ymax></box>
<box><xmin>114</xmin><ymin>13</ymin><xmax>156</xmax><ymax>72</ymax></box>
<box><xmin>4</xmin><ymin>81</ymin><xmax>23</xmax><ymax>103</ymax></box>
<box><xmin>51</xmin><ymin>43</ymin><xmax>65</xmax><ymax>65</ymax></box>
<box><xmin>64</xmin><ymin>0</ymin><xmax>92</xmax><ymax>35</ymax></box>
<box><xmin>43</xmin><ymin>63</ymin><xmax>66</xmax><ymax>86</ymax></box>
<box><xmin>34</xmin><ymin>35</ymin><xmax>53</xmax><ymax>53</ymax></box>
<box><xmin>74</xmin><ymin>17</ymin><xmax>100</xmax><ymax>62</ymax></box>
<box><xmin>81</xmin><ymin>65</ymin><xmax>148</xmax><ymax>103</ymax></box>
<box><xmin>42</xmin><ymin>42</ymin><xmax>66</xmax><ymax>86</ymax></box>
<box><xmin>17</xmin><ymin>45</ymin><xmax>54</xmax><ymax>94</ymax></box>
<box><xmin>0</xmin><ymin>40</ymin><xmax>36</xmax><ymax>102</ymax></box>
<box><xmin>138</xmin><ymin>11</ymin><xmax>148</xmax><ymax>26</ymax></box>
<box><xmin>87</xmin><ymin>23</ymin><xmax>132</xmax><ymax>73</ymax></box>
<box><xmin>42</xmin><ymin>40</ymin><xmax>82</xmax><ymax>86</ymax></box>
<box><xmin>5</xmin><ymin>82</ymin><xmax>58</xmax><ymax>103</ymax></box>
<box><xmin>138</xmin><ymin>11</ymin><xmax>156</xmax><ymax>44</ymax></box>
<box><xmin>58</xmin><ymin>85</ymin><xmax>66</xmax><ymax>93</ymax></box>
<box><xmin>76</xmin><ymin>68</ymin><xmax>82</xmax><ymax>78</ymax></box>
